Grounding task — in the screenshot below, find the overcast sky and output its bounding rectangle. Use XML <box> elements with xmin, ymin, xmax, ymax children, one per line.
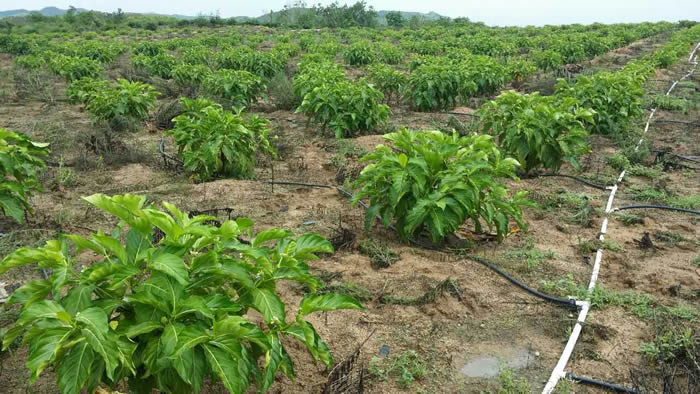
<box><xmin>2</xmin><ymin>0</ymin><xmax>699</xmax><ymax>26</ymax></box>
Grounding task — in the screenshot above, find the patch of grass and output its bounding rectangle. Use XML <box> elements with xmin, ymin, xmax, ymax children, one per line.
<box><xmin>628</xmin><ymin>186</ymin><xmax>668</xmax><ymax>203</ymax></box>
<box><xmin>369</xmin><ymin>350</ymin><xmax>428</xmax><ymax>389</ymax></box>
<box><xmin>536</xmin><ymin>191</ymin><xmax>596</xmax><ymax>227</ymax></box>
<box><xmin>628</xmin><ymin>164</ymin><xmax>663</xmax><ymax>179</ymax></box>
<box><xmin>496</xmin><ymin>366</ymin><xmax>530</xmax><ymax>394</ymax></box>
<box><xmin>540</xmin><ymin>276</ymin><xmax>699</xmax><ymax>321</ymax></box>
<box><xmin>554</xmin><ymin>377</ymin><xmax>577</xmax><ymax>394</ymax></box>
<box><xmin>692</xmin><ymin>255</ymin><xmax>700</xmax><ymax>267</ymax></box>
<box><xmin>358</xmin><ymin>238</ymin><xmax>399</xmax><ymax>268</ymax></box>
<box><xmin>644</xmin><ymin>95</ymin><xmax>688</xmax><ymax>113</ymax></box>
<box><xmin>501</xmin><ymin>237</ymin><xmax>556</xmax><ymax>271</ymax></box>
<box><xmin>577</xmin><ymin>238</ymin><xmax>622</xmax><ymax>255</ymax></box>
<box><xmin>268</xmin><ymin>71</ymin><xmax>299</xmax><ymax>110</ymax></box>
<box><xmin>607</xmin><ymin>153</ymin><xmax>630</xmax><ymax>171</ymax></box>
<box><xmin>615</xmin><ymin>212</ymin><xmax>644</xmax><ymax>226</ymax></box>
<box><xmin>654</xmin><ymin>231</ymin><xmax>698</xmax><ymax>247</ymax></box>
<box><xmin>319</xmin><ymin>281</ymin><xmax>373</xmax><ymax>302</ymax></box>
<box><xmin>329</xmin><ymin>139</ymin><xmax>368</xmax><ymax>168</ymax></box>
<box><xmin>667</xmin><ymin>194</ymin><xmax>700</xmax><ymax>210</ymax></box>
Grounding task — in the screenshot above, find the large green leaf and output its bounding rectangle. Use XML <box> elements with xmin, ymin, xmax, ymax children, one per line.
<box><xmin>149</xmin><ymin>252</ymin><xmax>188</xmax><ymax>285</ymax></box>
<box><xmin>6</xmin><ymin>279</ymin><xmax>52</xmax><ymax>307</ymax></box>
<box><xmin>247</xmin><ymin>287</ymin><xmax>285</xmax><ymax>324</ymax></box>
<box><xmin>62</xmin><ymin>285</ymin><xmax>95</xmax><ymax>316</ymax></box>
<box><xmin>203</xmin><ymin>343</ymin><xmax>249</xmax><ymax>394</ymax></box>
<box><xmin>293</xmin><ymin>234</ymin><xmax>334</xmax><ymax>260</ymax></box>
<box><xmin>252</xmin><ymin>229</ymin><xmax>292</xmax><ymax>247</ymax></box>
<box><xmin>57</xmin><ymin>341</ymin><xmax>95</xmax><ymax>394</ymax></box>
<box><xmin>27</xmin><ymin>327</ymin><xmax>73</xmax><ymax>382</ymax></box>
<box><xmin>298</xmin><ymin>293</ymin><xmax>363</xmax><ymax>318</ymax></box>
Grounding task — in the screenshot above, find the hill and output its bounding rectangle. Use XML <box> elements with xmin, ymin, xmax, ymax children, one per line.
<box><xmin>0</xmin><ymin>6</ymin><xmax>87</xmax><ymax>18</ymax></box>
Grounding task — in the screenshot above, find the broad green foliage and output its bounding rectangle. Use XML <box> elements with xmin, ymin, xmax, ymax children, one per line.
<box><xmin>242</xmin><ymin>51</ymin><xmax>285</xmax><ymax>79</ymax></box>
<box><xmin>133</xmin><ymin>41</ymin><xmax>163</xmax><ymax>56</ymax></box>
<box><xmin>478</xmin><ymin>91</ymin><xmax>593</xmax><ymax>174</ymax></box>
<box><xmin>172</xmin><ymin>64</ymin><xmax>211</xmax><ymax>90</ymax></box>
<box><xmin>48</xmin><ymin>55</ymin><xmax>103</xmax><ymax>82</ymax></box>
<box><xmin>203</xmin><ymin>69</ymin><xmax>264</xmax><ymax>107</ymax></box>
<box><xmin>168</xmin><ymin>98</ymin><xmax>274</xmax><ymax>180</ymax></box>
<box><xmin>405</xmin><ymin>61</ymin><xmax>472</xmax><ymax>111</ymax></box>
<box><xmin>531</xmin><ymin>49</ymin><xmax>563</xmax><ymax>72</ymax></box>
<box><xmin>297</xmin><ymin>78</ymin><xmax>390</xmax><ymax>138</ymax></box>
<box><xmin>352</xmin><ymin>129</ymin><xmax>531</xmax><ymax>243</ymax></box>
<box><xmin>344</xmin><ymin>40</ymin><xmax>375</xmax><ymax>66</ymax></box>
<box><xmin>131</xmin><ymin>53</ymin><xmax>177</xmax><ymax>79</ymax></box>
<box><xmin>66</xmin><ymin>77</ymin><xmax>111</xmax><ymax>105</ymax></box>
<box><xmin>14</xmin><ymin>55</ymin><xmax>44</xmax><ymax>69</ymax></box>
<box><xmin>555</xmin><ymin>70</ymin><xmax>646</xmax><ymax>135</ymax></box>
<box><xmin>374</xmin><ymin>42</ymin><xmax>404</xmax><ymax>65</ymax></box>
<box><xmin>0</xmin><ymin>128</ymin><xmax>49</xmax><ymax>223</ymax></box>
<box><xmin>293</xmin><ymin>61</ymin><xmax>346</xmax><ymax>99</ymax></box>
<box><xmin>214</xmin><ymin>47</ymin><xmax>252</xmax><ymax>70</ymax></box>
<box><xmin>0</xmin><ymin>193</ymin><xmax>362</xmax><ymax>394</ymax></box>
<box><xmin>505</xmin><ymin>59</ymin><xmax>537</xmax><ymax>85</ymax></box>
<box><xmin>367</xmin><ymin>64</ymin><xmax>406</xmax><ymax>103</ymax></box>
<box><xmin>86</xmin><ymin>79</ymin><xmax>159</xmax><ymax>125</ymax></box>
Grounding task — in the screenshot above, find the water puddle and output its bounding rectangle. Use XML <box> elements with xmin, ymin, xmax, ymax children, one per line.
<box><xmin>459</xmin><ymin>348</ymin><xmax>534</xmax><ymax>378</ymax></box>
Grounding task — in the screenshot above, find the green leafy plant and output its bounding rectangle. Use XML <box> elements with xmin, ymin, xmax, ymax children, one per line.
<box><xmin>167</xmin><ymin>98</ymin><xmax>274</xmax><ymax>180</ymax></box>
<box><xmin>0</xmin><ymin>193</ymin><xmax>362</xmax><ymax>394</ymax></box>
<box><xmin>477</xmin><ymin>91</ymin><xmax>592</xmax><ymax>174</ymax></box>
<box><xmin>0</xmin><ymin>128</ymin><xmax>49</xmax><ymax>223</ymax></box>
<box><xmin>172</xmin><ymin>64</ymin><xmax>211</xmax><ymax>95</ymax></box>
<box><xmin>66</xmin><ymin>77</ymin><xmax>111</xmax><ymax>105</ymax></box>
<box><xmin>405</xmin><ymin>61</ymin><xmax>469</xmax><ymax>111</ymax></box>
<box><xmin>203</xmin><ymin>69</ymin><xmax>264</xmax><ymax>107</ymax></box>
<box><xmin>131</xmin><ymin>53</ymin><xmax>177</xmax><ymax>79</ymax></box>
<box><xmin>48</xmin><ymin>55</ymin><xmax>102</xmax><ymax>82</ymax></box>
<box><xmin>367</xmin><ymin>64</ymin><xmax>406</xmax><ymax>104</ymax></box>
<box><xmin>86</xmin><ymin>79</ymin><xmax>159</xmax><ymax>126</ymax></box>
<box><xmin>352</xmin><ymin>129</ymin><xmax>531</xmax><ymax>243</ymax></box>
<box><xmin>343</xmin><ymin>40</ymin><xmax>375</xmax><ymax>66</ymax></box>
<box><xmin>297</xmin><ymin>78</ymin><xmax>389</xmax><ymax>138</ymax></box>
<box><xmin>555</xmin><ymin>70</ymin><xmax>646</xmax><ymax>136</ymax></box>
<box><xmin>293</xmin><ymin>61</ymin><xmax>345</xmax><ymax>100</ymax></box>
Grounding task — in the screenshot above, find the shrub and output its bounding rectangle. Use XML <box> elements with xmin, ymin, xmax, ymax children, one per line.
<box><xmin>86</xmin><ymin>79</ymin><xmax>159</xmax><ymax>126</ymax></box>
<box><xmin>214</xmin><ymin>47</ymin><xmax>252</xmax><ymax>70</ymax></box>
<box><xmin>268</xmin><ymin>71</ymin><xmax>299</xmax><ymax>110</ymax></box>
<box><xmin>48</xmin><ymin>55</ymin><xmax>103</xmax><ymax>81</ymax></box>
<box><xmin>367</xmin><ymin>64</ymin><xmax>406</xmax><ymax>103</ymax></box>
<box><xmin>352</xmin><ymin>129</ymin><xmax>531</xmax><ymax>243</ymax></box>
<box><xmin>531</xmin><ymin>49</ymin><xmax>563</xmax><ymax>72</ymax></box>
<box><xmin>297</xmin><ymin>79</ymin><xmax>390</xmax><ymax>138</ymax></box>
<box><xmin>133</xmin><ymin>41</ymin><xmax>163</xmax><ymax>56</ymax></box>
<box><xmin>14</xmin><ymin>55</ymin><xmax>44</xmax><ymax>69</ymax></box>
<box><xmin>172</xmin><ymin>64</ymin><xmax>211</xmax><ymax>95</ymax></box>
<box><xmin>168</xmin><ymin>98</ymin><xmax>274</xmax><ymax>180</ymax></box>
<box><xmin>242</xmin><ymin>51</ymin><xmax>285</xmax><ymax>79</ymax></box>
<box><xmin>0</xmin><ymin>193</ymin><xmax>362</xmax><ymax>394</ymax></box>
<box><xmin>506</xmin><ymin>59</ymin><xmax>537</xmax><ymax>86</ymax></box>
<box><xmin>0</xmin><ymin>128</ymin><xmax>49</xmax><ymax>223</ymax></box>
<box><xmin>131</xmin><ymin>53</ymin><xmax>177</xmax><ymax>79</ymax></box>
<box><xmin>344</xmin><ymin>41</ymin><xmax>375</xmax><ymax>66</ymax></box>
<box><xmin>555</xmin><ymin>70</ymin><xmax>646</xmax><ymax>135</ymax></box>
<box><xmin>66</xmin><ymin>77</ymin><xmax>111</xmax><ymax>105</ymax></box>
<box><xmin>477</xmin><ymin>91</ymin><xmax>592</xmax><ymax>174</ymax></box>
<box><xmin>293</xmin><ymin>61</ymin><xmax>346</xmax><ymax>100</ymax></box>
<box><xmin>203</xmin><ymin>69</ymin><xmax>264</xmax><ymax>107</ymax></box>
<box><xmin>374</xmin><ymin>42</ymin><xmax>404</xmax><ymax>65</ymax></box>
<box><xmin>405</xmin><ymin>62</ymin><xmax>471</xmax><ymax>111</ymax></box>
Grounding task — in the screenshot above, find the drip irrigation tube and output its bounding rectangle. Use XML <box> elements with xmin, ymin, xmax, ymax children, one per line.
<box><xmin>565</xmin><ymin>373</ymin><xmax>638</xmax><ymax>393</ymax></box>
<box><xmin>613</xmin><ymin>205</ymin><xmax>700</xmax><ymax>215</ymax></box>
<box><xmin>462</xmin><ymin>255</ymin><xmax>578</xmax><ymax>310</ymax></box>
<box><xmin>158</xmin><ymin>137</ymin><xmax>184</xmax><ymax>165</ymax></box>
<box><xmin>536</xmin><ymin>174</ymin><xmax>608</xmax><ymax>191</ymax></box>
<box><xmin>265</xmin><ymin>180</ymin><xmax>333</xmax><ymax>189</ymax></box>
<box><xmin>652</xmin><ymin>149</ymin><xmax>700</xmax><ymax>164</ymax></box>
<box><xmin>542</xmin><ymin>41</ymin><xmax>700</xmax><ymax>394</ymax></box>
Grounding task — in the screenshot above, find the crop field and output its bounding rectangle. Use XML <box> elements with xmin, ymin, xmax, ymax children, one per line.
<box><xmin>0</xmin><ymin>8</ymin><xmax>698</xmax><ymax>394</ymax></box>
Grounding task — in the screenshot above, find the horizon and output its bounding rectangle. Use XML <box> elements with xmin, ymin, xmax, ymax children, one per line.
<box><xmin>0</xmin><ymin>1</ymin><xmax>698</xmax><ymax>27</ymax></box>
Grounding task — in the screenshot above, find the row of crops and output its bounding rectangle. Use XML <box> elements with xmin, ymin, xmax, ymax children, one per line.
<box><xmin>0</xmin><ymin>18</ymin><xmax>698</xmax><ymax>394</ymax></box>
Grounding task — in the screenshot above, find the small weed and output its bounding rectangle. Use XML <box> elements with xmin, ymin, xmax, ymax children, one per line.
<box><xmin>615</xmin><ymin>213</ymin><xmax>644</xmax><ymax>226</ymax></box>
<box><xmin>692</xmin><ymin>255</ymin><xmax>700</xmax><ymax>267</ymax></box>
<box><xmin>53</xmin><ymin>158</ymin><xmax>78</xmax><ymax>189</ymax></box>
<box><xmin>628</xmin><ymin>186</ymin><xmax>668</xmax><ymax>203</ymax></box>
<box><xmin>502</xmin><ymin>237</ymin><xmax>556</xmax><ymax>271</ymax></box>
<box><xmin>320</xmin><ymin>281</ymin><xmax>373</xmax><ymax>302</ymax></box>
<box><xmin>369</xmin><ymin>350</ymin><xmax>428</xmax><ymax>389</ymax></box>
<box><xmin>667</xmin><ymin>194</ymin><xmax>700</xmax><ymax>210</ymax></box>
<box><xmin>268</xmin><ymin>71</ymin><xmax>299</xmax><ymax>110</ymax></box>
<box><xmin>640</xmin><ymin>327</ymin><xmax>694</xmax><ymax>362</ymax></box>
<box><xmin>644</xmin><ymin>95</ymin><xmax>688</xmax><ymax>113</ymax></box>
<box><xmin>628</xmin><ymin>164</ymin><xmax>663</xmax><ymax>179</ymax></box>
<box><xmin>554</xmin><ymin>377</ymin><xmax>577</xmax><ymax>394</ymax></box>
<box><xmin>496</xmin><ymin>366</ymin><xmax>530</xmax><ymax>394</ymax></box>
<box><xmin>358</xmin><ymin>238</ymin><xmax>399</xmax><ymax>268</ymax></box>
<box><xmin>537</xmin><ymin>191</ymin><xmax>596</xmax><ymax>227</ymax></box>
<box><xmin>607</xmin><ymin>153</ymin><xmax>630</xmax><ymax>171</ymax></box>
<box><xmin>577</xmin><ymin>238</ymin><xmax>622</xmax><ymax>255</ymax></box>
<box><xmin>329</xmin><ymin>139</ymin><xmax>368</xmax><ymax>168</ymax></box>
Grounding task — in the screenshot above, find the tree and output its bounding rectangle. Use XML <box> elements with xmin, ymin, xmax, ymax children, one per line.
<box><xmin>385</xmin><ymin>11</ymin><xmax>404</xmax><ymax>28</ymax></box>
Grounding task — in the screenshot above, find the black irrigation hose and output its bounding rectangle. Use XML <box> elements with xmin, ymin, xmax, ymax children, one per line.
<box><xmin>159</xmin><ymin>137</ymin><xmax>184</xmax><ymax>165</ymax></box>
<box><xmin>265</xmin><ymin>180</ymin><xmax>333</xmax><ymax>189</ymax></box>
<box><xmin>462</xmin><ymin>255</ymin><xmax>578</xmax><ymax>310</ymax></box>
<box><xmin>652</xmin><ymin>149</ymin><xmax>700</xmax><ymax>164</ymax></box>
<box><xmin>614</xmin><ymin>205</ymin><xmax>700</xmax><ymax>215</ymax></box>
<box><xmin>565</xmin><ymin>373</ymin><xmax>639</xmax><ymax>393</ymax></box>
<box><xmin>536</xmin><ymin>173</ymin><xmax>608</xmax><ymax>191</ymax></box>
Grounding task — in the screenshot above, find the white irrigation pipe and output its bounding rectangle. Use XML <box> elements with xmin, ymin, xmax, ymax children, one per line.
<box><xmin>541</xmin><ymin>41</ymin><xmax>700</xmax><ymax>394</ymax></box>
